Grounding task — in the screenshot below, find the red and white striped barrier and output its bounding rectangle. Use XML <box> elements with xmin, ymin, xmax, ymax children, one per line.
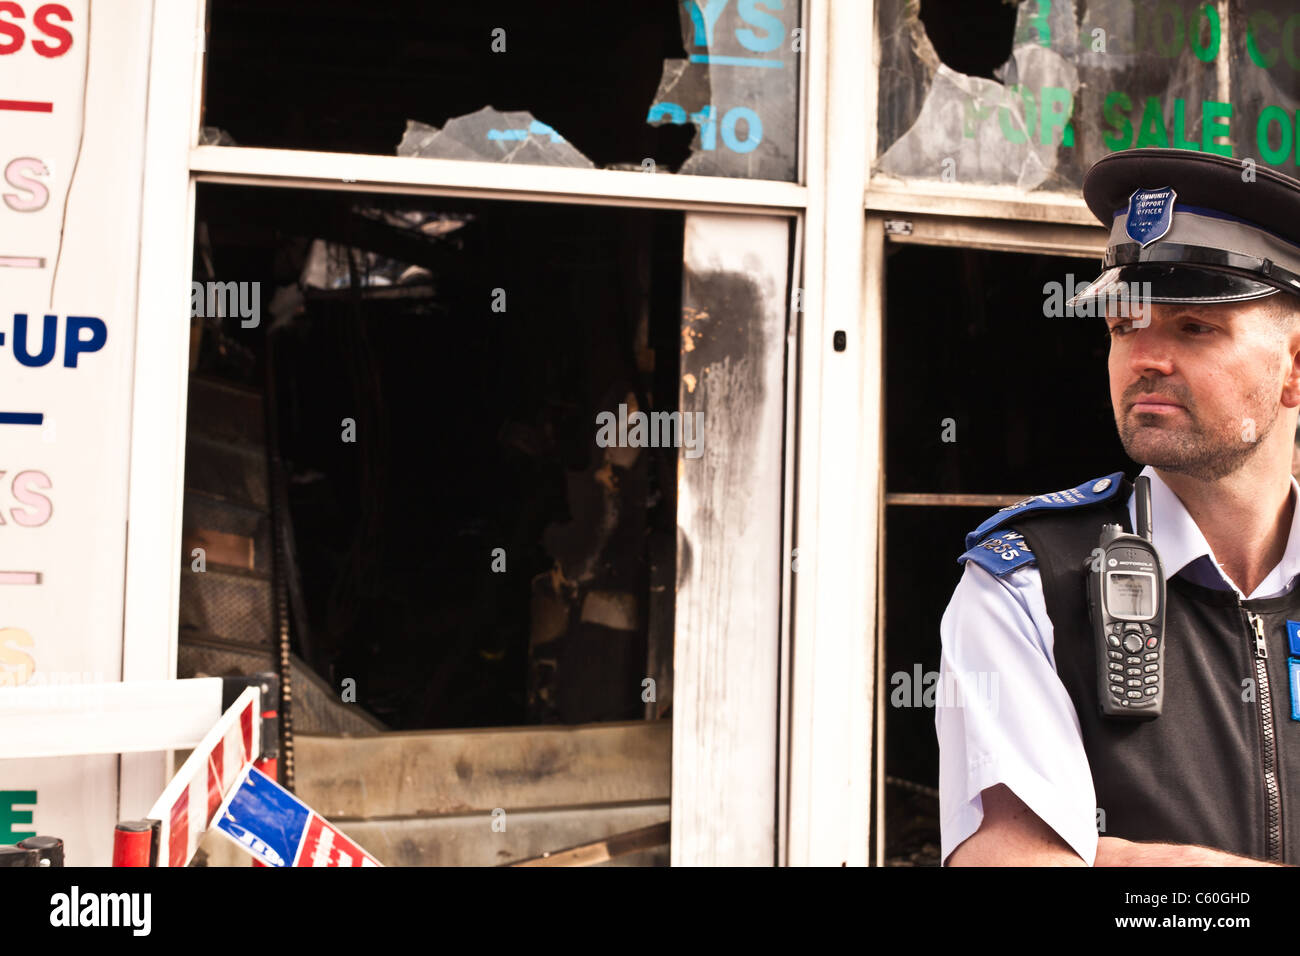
<box><xmin>143</xmin><ymin>686</ymin><xmax>261</xmax><ymax>868</ymax></box>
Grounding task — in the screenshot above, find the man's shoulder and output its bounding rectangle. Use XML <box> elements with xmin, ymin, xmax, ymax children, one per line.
<box><xmin>957</xmin><ymin>472</ymin><xmax>1127</xmax><ymax>578</ymax></box>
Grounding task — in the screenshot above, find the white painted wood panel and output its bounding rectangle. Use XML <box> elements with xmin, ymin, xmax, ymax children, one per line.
<box><xmin>673</xmin><ymin>213</ymin><xmax>790</xmax><ymax>865</ymax></box>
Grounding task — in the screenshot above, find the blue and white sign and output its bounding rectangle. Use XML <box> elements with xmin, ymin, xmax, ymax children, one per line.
<box><xmin>1125</xmin><ymin>187</ymin><xmax>1177</xmax><ymax>247</ymax></box>
<box><xmin>213</xmin><ymin>766</ymin><xmax>382</xmax><ymax>867</ymax></box>
<box><xmin>213</xmin><ymin>767</ymin><xmax>311</xmax><ymax>867</ymax></box>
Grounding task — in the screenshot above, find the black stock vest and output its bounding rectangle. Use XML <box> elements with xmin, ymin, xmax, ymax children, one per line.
<box><xmin>965</xmin><ymin>476</ymin><xmax>1300</xmax><ymax>863</ymax></box>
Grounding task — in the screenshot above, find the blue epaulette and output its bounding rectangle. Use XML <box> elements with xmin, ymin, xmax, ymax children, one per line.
<box><xmin>957</xmin><ymin>472</ymin><xmax>1125</xmax><ymax>578</ymax></box>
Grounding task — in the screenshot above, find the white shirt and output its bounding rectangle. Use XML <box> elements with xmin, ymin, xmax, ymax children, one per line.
<box><xmin>935</xmin><ymin>464</ymin><xmax>1300</xmax><ymax>866</ymax></box>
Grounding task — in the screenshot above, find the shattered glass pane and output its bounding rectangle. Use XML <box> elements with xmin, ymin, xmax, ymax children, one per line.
<box><xmin>204</xmin><ymin>2</ymin><xmax>799</xmax><ymax>181</ymax></box>
<box><xmin>396</xmin><ymin>108</ymin><xmax>595</xmax><ymax>168</ymax></box>
<box><xmin>198</xmin><ymin>126</ymin><xmax>239</xmax><ymax>147</ymax></box>
<box><xmin>875</xmin><ymin>1</ymin><xmax>1274</xmax><ymax>193</ymax></box>
<box><xmin>645</xmin><ymin>0</ymin><xmax>801</xmax><ymax>180</ymax></box>
<box><xmin>1230</xmin><ymin>1</ymin><xmax>1300</xmax><ymax>174</ymax></box>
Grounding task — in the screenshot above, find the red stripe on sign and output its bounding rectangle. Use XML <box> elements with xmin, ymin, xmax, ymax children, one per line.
<box><xmin>169</xmin><ymin>791</ymin><xmax>189</xmax><ymax>868</ymax></box>
<box><xmin>240</xmin><ymin>703</ymin><xmax>253</xmax><ymax>761</ymax></box>
<box><xmin>207</xmin><ymin>740</ymin><xmax>224</xmax><ymax>822</ymax></box>
<box><xmin>0</xmin><ymin>100</ymin><xmax>53</xmax><ymax>112</ymax></box>
<box><xmin>296</xmin><ymin>813</ymin><xmax>372</xmax><ymax>866</ymax></box>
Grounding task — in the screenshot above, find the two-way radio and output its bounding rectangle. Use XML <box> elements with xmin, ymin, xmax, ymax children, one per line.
<box><xmin>1086</xmin><ymin>476</ymin><xmax>1167</xmax><ymax>718</ymax></box>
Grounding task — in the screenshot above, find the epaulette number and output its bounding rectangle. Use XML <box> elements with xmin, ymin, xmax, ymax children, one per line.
<box><xmin>980</xmin><ymin>530</ymin><xmax>1032</xmax><ymax>562</ymax></box>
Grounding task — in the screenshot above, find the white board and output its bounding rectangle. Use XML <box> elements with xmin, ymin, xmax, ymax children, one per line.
<box><xmin>0</xmin><ymin>0</ymin><xmax>154</xmax><ymax>865</ymax></box>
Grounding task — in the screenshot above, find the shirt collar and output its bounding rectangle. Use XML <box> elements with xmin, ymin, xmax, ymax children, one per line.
<box><xmin>1126</xmin><ymin>464</ymin><xmax>1300</xmax><ymax>599</ymax></box>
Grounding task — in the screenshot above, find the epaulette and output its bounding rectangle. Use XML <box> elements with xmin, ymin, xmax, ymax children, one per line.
<box><xmin>957</xmin><ymin>472</ymin><xmax>1126</xmax><ymax>578</ymax></box>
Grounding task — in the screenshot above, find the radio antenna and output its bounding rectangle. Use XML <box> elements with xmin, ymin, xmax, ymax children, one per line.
<box><xmin>1135</xmin><ymin>475</ymin><xmax>1153</xmax><ymax>541</ymax></box>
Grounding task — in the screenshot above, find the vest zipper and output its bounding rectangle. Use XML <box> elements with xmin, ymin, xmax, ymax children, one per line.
<box><xmin>1245</xmin><ymin>610</ymin><xmax>1282</xmax><ymax>862</ymax></box>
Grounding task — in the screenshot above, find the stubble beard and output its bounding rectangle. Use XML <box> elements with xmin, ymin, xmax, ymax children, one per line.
<box><xmin>1116</xmin><ymin>380</ymin><xmax>1278</xmax><ymax>482</ymax></box>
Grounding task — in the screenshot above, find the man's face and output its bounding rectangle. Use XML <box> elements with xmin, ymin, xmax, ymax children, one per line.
<box><xmin>1107</xmin><ymin>297</ymin><xmax>1289</xmax><ymax>481</ymax></box>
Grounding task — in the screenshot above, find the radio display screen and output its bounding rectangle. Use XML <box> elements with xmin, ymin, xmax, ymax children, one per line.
<box><xmin>1106</xmin><ymin>571</ymin><xmax>1156</xmax><ymax>620</ymax></box>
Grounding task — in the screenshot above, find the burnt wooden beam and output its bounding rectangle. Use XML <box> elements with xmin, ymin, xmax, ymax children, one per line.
<box><xmin>505</xmin><ymin>822</ymin><xmax>670</xmax><ymax>867</ymax></box>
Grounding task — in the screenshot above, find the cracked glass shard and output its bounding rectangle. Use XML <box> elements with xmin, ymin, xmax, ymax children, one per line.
<box><xmin>644</xmin><ymin>0</ymin><xmax>800</xmax><ymax>180</ymax></box>
<box><xmin>198</xmin><ymin>126</ymin><xmax>238</xmax><ymax>147</ymax></box>
<box><xmin>874</xmin><ymin>0</ymin><xmax>1233</xmax><ymax>192</ymax></box>
<box><xmin>1225</xmin><ymin>0</ymin><xmax>1300</xmax><ymax>172</ymax></box>
<box><xmin>396</xmin><ymin>106</ymin><xmax>594</xmax><ymax>168</ymax></box>
<box><xmin>876</xmin><ymin>0</ymin><xmax>1080</xmax><ymax>190</ymax></box>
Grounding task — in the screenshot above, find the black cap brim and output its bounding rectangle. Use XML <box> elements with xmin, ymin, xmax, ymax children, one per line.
<box><xmin>1066</xmin><ymin>264</ymin><xmax>1280</xmax><ymax>310</ymax></box>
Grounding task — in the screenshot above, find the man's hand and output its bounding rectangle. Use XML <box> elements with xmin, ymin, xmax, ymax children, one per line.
<box><xmin>1096</xmin><ymin>836</ymin><xmax>1286</xmax><ymax>866</ymax></box>
<box><xmin>946</xmin><ymin>783</ymin><xmax>1087</xmax><ymax>866</ymax></box>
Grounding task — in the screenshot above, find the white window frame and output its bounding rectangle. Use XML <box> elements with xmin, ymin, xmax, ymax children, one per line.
<box><xmin>118</xmin><ymin>0</ymin><xmax>1253</xmax><ymax>873</ymax></box>
<box><xmin>128</xmin><ymin>0</ymin><xmax>1126</xmax><ymax>870</ymax></box>
<box><xmin>861</xmin><ymin>0</ymin><xmax>1116</xmax><ymax>229</ymax></box>
<box><xmin>128</xmin><ymin>0</ymin><xmax>888</xmax><ymax>867</ymax></box>
<box><xmin>785</xmin><ymin>0</ymin><xmax>874</xmax><ymax>867</ymax></box>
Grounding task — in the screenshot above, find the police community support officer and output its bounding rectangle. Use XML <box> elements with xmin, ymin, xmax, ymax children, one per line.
<box><xmin>937</xmin><ymin>147</ymin><xmax>1300</xmax><ymax>867</ymax></box>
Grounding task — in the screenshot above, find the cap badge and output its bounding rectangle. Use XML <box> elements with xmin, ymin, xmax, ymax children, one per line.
<box><xmin>1125</xmin><ymin>187</ymin><xmax>1177</xmax><ymax>247</ymax></box>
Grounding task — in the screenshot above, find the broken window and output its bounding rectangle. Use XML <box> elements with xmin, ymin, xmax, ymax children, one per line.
<box><xmin>180</xmin><ymin>185</ymin><xmax>794</xmax><ymax>865</ymax></box>
<box><xmin>182</xmin><ymin>186</ymin><xmax>684</xmax><ymax>733</ymax></box>
<box><xmin>1231</xmin><ymin>1</ymin><xmax>1300</xmax><ymax>171</ymax></box>
<box><xmin>874</xmin><ymin>0</ymin><xmax>1276</xmax><ymax>192</ymax></box>
<box><xmin>881</xmin><ymin>240</ymin><xmax>1126</xmax><ymax>865</ymax></box>
<box><xmin>202</xmin><ymin>0</ymin><xmax>800</xmax><ymax>181</ymax></box>
<box><xmin>646</xmin><ymin>0</ymin><xmax>801</xmax><ymax>179</ymax></box>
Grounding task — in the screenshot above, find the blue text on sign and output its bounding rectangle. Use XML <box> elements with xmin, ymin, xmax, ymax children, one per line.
<box><xmin>1</xmin><ymin>314</ymin><xmax>106</xmax><ymax>368</ymax></box>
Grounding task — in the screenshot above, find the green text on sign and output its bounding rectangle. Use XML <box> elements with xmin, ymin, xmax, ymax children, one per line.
<box><xmin>0</xmin><ymin>791</ymin><xmax>37</xmax><ymax>842</ymax></box>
